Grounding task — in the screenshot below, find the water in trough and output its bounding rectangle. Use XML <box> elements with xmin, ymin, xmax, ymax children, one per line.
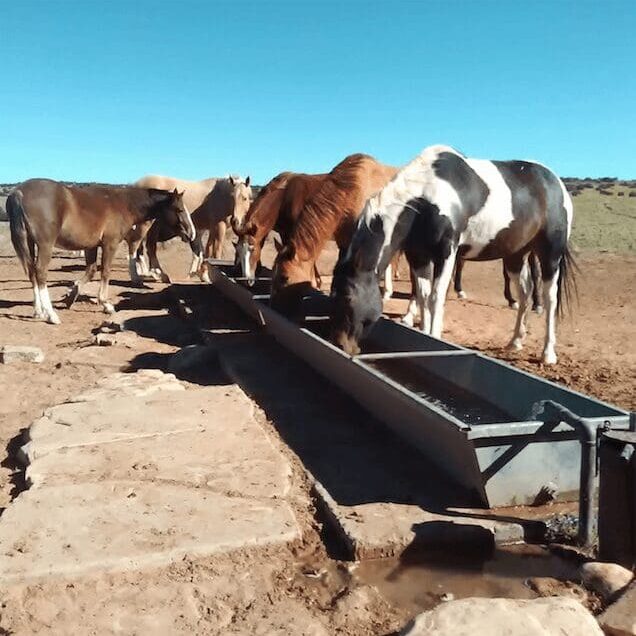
<box><xmin>365</xmin><ymin>358</ymin><xmax>512</xmax><ymax>426</ymax></box>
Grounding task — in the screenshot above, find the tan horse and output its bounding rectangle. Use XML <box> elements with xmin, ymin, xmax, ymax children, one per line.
<box><xmin>271</xmin><ymin>154</ymin><xmax>397</xmax><ymax>317</ymax></box>
<box><xmin>128</xmin><ymin>174</ymin><xmax>251</xmax><ymax>283</ymax></box>
<box><xmin>143</xmin><ymin>175</ymin><xmax>252</xmax><ymax>283</ymax></box>
<box><xmin>234</xmin><ymin>172</ymin><xmax>327</xmax><ymax>283</ymax></box>
<box><xmin>7</xmin><ymin>179</ymin><xmax>194</xmax><ymax>323</ymax></box>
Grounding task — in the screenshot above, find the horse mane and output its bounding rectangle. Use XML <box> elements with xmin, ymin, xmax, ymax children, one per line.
<box><xmin>286</xmin><ymin>154</ymin><xmax>383</xmax><ymax>261</ymax></box>
<box><xmin>241</xmin><ymin>171</ymin><xmax>295</xmax><ymax>228</ymax></box>
<box><xmin>361</xmin><ymin>144</ymin><xmax>461</xmax><ymax>228</ymax></box>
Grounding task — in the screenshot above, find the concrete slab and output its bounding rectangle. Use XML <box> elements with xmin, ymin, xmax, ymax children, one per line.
<box><xmin>24</xmin><ymin>385</ymin><xmax>248</xmax><ymax>460</ymax></box>
<box><xmin>0</xmin><ymin>481</ymin><xmax>299</xmax><ymax>583</ymax></box>
<box><xmin>314</xmin><ymin>481</ymin><xmax>524</xmax><ymax>560</ymax></box>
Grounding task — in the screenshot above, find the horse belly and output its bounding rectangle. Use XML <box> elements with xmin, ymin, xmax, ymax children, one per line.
<box><xmin>459</xmin><ymin>159</ymin><xmax>514</xmax><ymax>259</ymax></box>
<box><xmin>56</xmin><ymin>207</ymin><xmax>106</xmax><ymax>250</ymax></box>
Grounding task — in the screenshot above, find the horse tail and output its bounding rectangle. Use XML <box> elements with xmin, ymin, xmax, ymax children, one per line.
<box><xmin>7</xmin><ymin>189</ymin><xmax>35</xmax><ymax>278</ymax></box>
<box><xmin>557</xmin><ymin>242</ymin><xmax>578</xmax><ymax>319</ymax></box>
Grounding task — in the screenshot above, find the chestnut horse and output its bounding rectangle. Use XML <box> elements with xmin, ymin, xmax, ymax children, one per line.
<box><xmin>128</xmin><ymin>175</ymin><xmax>251</xmax><ymax>283</ymax></box>
<box><xmin>7</xmin><ymin>179</ymin><xmax>194</xmax><ymax>324</ymax></box>
<box><xmin>271</xmin><ymin>154</ymin><xmax>397</xmax><ymax>317</ymax></box>
<box><xmin>233</xmin><ymin>171</ymin><xmax>327</xmax><ymax>284</ymax></box>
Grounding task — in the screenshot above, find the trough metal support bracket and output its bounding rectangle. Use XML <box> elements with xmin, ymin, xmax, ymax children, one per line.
<box><xmin>538</xmin><ymin>400</ymin><xmax>610</xmax><ymax>548</ymax></box>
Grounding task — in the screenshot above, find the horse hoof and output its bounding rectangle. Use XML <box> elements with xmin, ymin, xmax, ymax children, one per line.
<box><xmin>543</xmin><ymin>351</ymin><xmax>557</xmax><ymax>365</ymax></box>
<box><xmin>33</xmin><ymin>310</ymin><xmax>45</xmax><ymax>320</ymax></box>
<box><xmin>161</xmin><ymin>275</ymin><xmax>172</xmax><ymax>284</ymax></box>
<box><xmin>507</xmin><ymin>339</ymin><xmax>523</xmax><ymax>351</ymax></box>
<box><xmin>510</xmin><ymin>301</ymin><xmax>519</xmax><ymax>310</ymax></box>
<box><xmin>102</xmin><ymin>303</ymin><xmax>115</xmax><ymax>315</ymax></box>
<box><xmin>457</xmin><ymin>291</ymin><xmax>467</xmax><ymax>300</ymax></box>
<box><xmin>534</xmin><ymin>305</ymin><xmax>544</xmax><ymax>315</ymax></box>
<box><xmin>46</xmin><ymin>313</ymin><xmax>61</xmax><ymax>325</ymax></box>
<box><xmin>401</xmin><ymin>314</ymin><xmax>415</xmax><ymax>327</ymax></box>
<box><xmin>383</xmin><ymin>291</ymin><xmax>392</xmax><ymax>301</ymax></box>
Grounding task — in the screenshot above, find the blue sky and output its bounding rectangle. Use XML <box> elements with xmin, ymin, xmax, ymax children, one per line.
<box><xmin>1</xmin><ymin>0</ymin><xmax>634</xmax><ymax>184</ymax></box>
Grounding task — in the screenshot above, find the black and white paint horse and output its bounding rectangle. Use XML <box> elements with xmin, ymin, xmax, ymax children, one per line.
<box><xmin>331</xmin><ymin>145</ymin><xmax>575</xmax><ymax>364</ymax></box>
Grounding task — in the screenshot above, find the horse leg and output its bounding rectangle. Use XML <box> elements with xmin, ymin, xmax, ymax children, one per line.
<box><xmin>382</xmin><ymin>263</ymin><xmax>393</xmax><ymax>300</ymax></box>
<box><xmin>530</xmin><ymin>254</ymin><xmax>544</xmax><ymax>314</ymax></box>
<box><xmin>505</xmin><ymin>256</ymin><xmax>533</xmax><ymax>351</ymax></box>
<box><xmin>429</xmin><ymin>248</ymin><xmax>457</xmax><ymax>339</ymax></box>
<box><xmin>413</xmin><ymin>263</ymin><xmax>434</xmax><ymax>334</ymax></box>
<box><xmin>214</xmin><ymin>221</ymin><xmax>227</xmax><ymax>260</ymax></box>
<box><xmin>188</xmin><ymin>233</ymin><xmax>203</xmax><ymax>278</ymax></box>
<box><xmin>98</xmin><ymin>240</ymin><xmax>117</xmax><ymax>314</ymax></box>
<box><xmin>454</xmin><ymin>258</ymin><xmax>467</xmax><ymax>299</ymax></box>
<box><xmin>200</xmin><ymin>232</ymin><xmax>214</xmax><ymax>284</ymax></box>
<box><xmin>503</xmin><ymin>262</ymin><xmax>518</xmax><ymax>309</ymax></box>
<box><xmin>64</xmin><ymin>247</ymin><xmax>98</xmax><ymax>307</ymax></box>
<box><xmin>34</xmin><ymin>242</ymin><xmax>60</xmax><ymax>324</ymax></box>
<box><xmin>147</xmin><ymin>230</ymin><xmax>171</xmax><ymax>284</ymax></box>
<box><xmin>401</xmin><ymin>266</ymin><xmax>419</xmax><ymax>327</ymax></box>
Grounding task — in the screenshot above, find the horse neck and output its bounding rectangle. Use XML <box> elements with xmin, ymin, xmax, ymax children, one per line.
<box><xmin>252</xmin><ymin>187</ymin><xmax>286</xmax><ymax>241</ymax></box>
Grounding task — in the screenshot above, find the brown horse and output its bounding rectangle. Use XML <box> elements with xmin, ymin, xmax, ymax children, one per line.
<box><xmin>270</xmin><ymin>154</ymin><xmax>397</xmax><ymax>316</ymax></box>
<box><xmin>7</xmin><ymin>179</ymin><xmax>194</xmax><ymax>324</ymax></box>
<box><xmin>233</xmin><ymin>171</ymin><xmax>327</xmax><ymax>283</ymax></box>
<box><xmin>144</xmin><ymin>175</ymin><xmax>252</xmax><ymax>283</ymax></box>
<box><xmin>128</xmin><ymin>174</ymin><xmax>251</xmax><ymax>283</ymax></box>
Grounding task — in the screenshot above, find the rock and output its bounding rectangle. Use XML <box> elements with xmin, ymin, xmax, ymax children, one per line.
<box><xmin>400</xmin><ymin>597</ymin><xmax>603</xmax><ymax>635</ymax></box>
<box><xmin>598</xmin><ymin>581</ymin><xmax>636</xmax><ymax>636</ymax></box>
<box><xmin>526</xmin><ymin>577</ymin><xmax>599</xmax><ymax>612</ymax></box>
<box><xmin>579</xmin><ymin>562</ymin><xmax>634</xmax><ymax>601</ymax></box>
<box><xmin>0</xmin><ymin>345</ymin><xmax>45</xmax><ymax>364</ymax></box>
<box><xmin>94</xmin><ymin>333</ymin><xmax>116</xmax><ymax>346</ymax></box>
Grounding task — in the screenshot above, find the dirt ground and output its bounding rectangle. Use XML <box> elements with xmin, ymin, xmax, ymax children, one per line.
<box><xmin>0</xmin><ymin>231</ymin><xmax>633</xmax><ymax>634</ymax></box>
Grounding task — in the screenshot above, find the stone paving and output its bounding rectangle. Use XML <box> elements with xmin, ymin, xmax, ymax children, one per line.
<box><xmin>0</xmin><ymin>370</ymin><xmax>300</xmax><ymax>584</ymax></box>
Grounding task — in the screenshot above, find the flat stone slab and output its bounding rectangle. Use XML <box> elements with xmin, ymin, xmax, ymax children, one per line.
<box><xmin>0</xmin><ymin>481</ymin><xmax>299</xmax><ymax>583</ymax></box>
<box><xmin>70</xmin><ymin>369</ymin><xmax>185</xmax><ymax>402</ymax></box>
<box><xmin>0</xmin><ymin>345</ymin><xmax>45</xmax><ymax>364</ymax></box>
<box><xmin>23</xmin><ymin>385</ymin><xmax>249</xmax><ymax>460</ymax></box>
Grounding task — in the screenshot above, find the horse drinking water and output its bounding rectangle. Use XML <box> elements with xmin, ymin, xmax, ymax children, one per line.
<box><xmin>331</xmin><ymin>145</ymin><xmax>575</xmax><ymax>364</ymax></box>
<box><xmin>233</xmin><ymin>171</ymin><xmax>327</xmax><ymax>284</ymax></box>
<box><xmin>270</xmin><ymin>153</ymin><xmax>397</xmax><ymax>318</ymax></box>
<box><xmin>7</xmin><ymin>179</ymin><xmax>195</xmax><ymax>324</ymax></box>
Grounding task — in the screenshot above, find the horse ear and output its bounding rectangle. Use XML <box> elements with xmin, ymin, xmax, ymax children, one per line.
<box><xmin>172</xmin><ymin>188</ymin><xmax>178</xmax><ymax>195</ymax></box>
<box><xmin>229</xmin><ymin>176</ymin><xmax>235</xmax><ymax>186</ymax></box>
<box><xmin>273</xmin><ymin>238</ymin><xmax>283</xmax><ymax>253</ymax></box>
<box><xmin>245</xmin><ymin>176</ymin><xmax>251</xmax><ymax>187</ymax></box>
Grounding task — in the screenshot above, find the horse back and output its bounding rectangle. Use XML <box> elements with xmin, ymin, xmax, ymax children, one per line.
<box><xmin>135</xmin><ymin>175</ymin><xmax>216</xmax><ymax>212</ymax></box>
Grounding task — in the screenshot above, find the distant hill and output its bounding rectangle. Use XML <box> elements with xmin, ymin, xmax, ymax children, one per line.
<box><xmin>1</xmin><ymin>179</ymin><xmax>634</xmax><ymax>253</ymax></box>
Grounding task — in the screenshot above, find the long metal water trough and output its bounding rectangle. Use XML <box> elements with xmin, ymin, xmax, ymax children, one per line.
<box><xmin>209</xmin><ymin>262</ymin><xmax>630</xmax><ymax>543</ymax></box>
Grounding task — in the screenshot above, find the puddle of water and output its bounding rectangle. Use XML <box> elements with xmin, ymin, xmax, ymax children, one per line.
<box><xmin>365</xmin><ymin>358</ymin><xmax>511</xmax><ymax>425</ymax></box>
<box><xmin>353</xmin><ymin>544</ymin><xmax>579</xmax><ymax>614</ymax></box>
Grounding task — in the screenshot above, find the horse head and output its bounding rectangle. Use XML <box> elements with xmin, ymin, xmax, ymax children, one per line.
<box><xmin>330</xmin><ymin>218</ymin><xmax>385</xmax><ymax>355</ymax></box>
<box><xmin>270</xmin><ymin>242</ymin><xmax>316</xmax><ymax>319</ymax></box>
<box><xmin>154</xmin><ymin>188</ymin><xmax>196</xmax><ymax>243</ymax></box>
<box><xmin>234</xmin><ymin>222</ymin><xmax>258</xmax><ymax>283</ymax></box>
<box><xmin>228</xmin><ymin>175</ymin><xmax>252</xmax><ymax>233</ymax></box>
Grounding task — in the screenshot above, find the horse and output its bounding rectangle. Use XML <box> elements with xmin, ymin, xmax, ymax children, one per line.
<box><xmin>7</xmin><ymin>179</ymin><xmax>195</xmax><ymax>324</ymax></box>
<box><xmin>128</xmin><ymin>175</ymin><xmax>251</xmax><ymax>283</ymax></box>
<box><xmin>270</xmin><ymin>154</ymin><xmax>397</xmax><ymax>317</ymax></box>
<box><xmin>143</xmin><ymin>175</ymin><xmax>252</xmax><ymax>284</ymax></box>
<box><xmin>330</xmin><ymin>145</ymin><xmax>575</xmax><ymax>365</ymax></box>
<box><xmin>452</xmin><ymin>253</ymin><xmax>544</xmax><ymax>312</ymax></box>
<box><xmin>233</xmin><ymin>171</ymin><xmax>327</xmax><ymax>284</ymax></box>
